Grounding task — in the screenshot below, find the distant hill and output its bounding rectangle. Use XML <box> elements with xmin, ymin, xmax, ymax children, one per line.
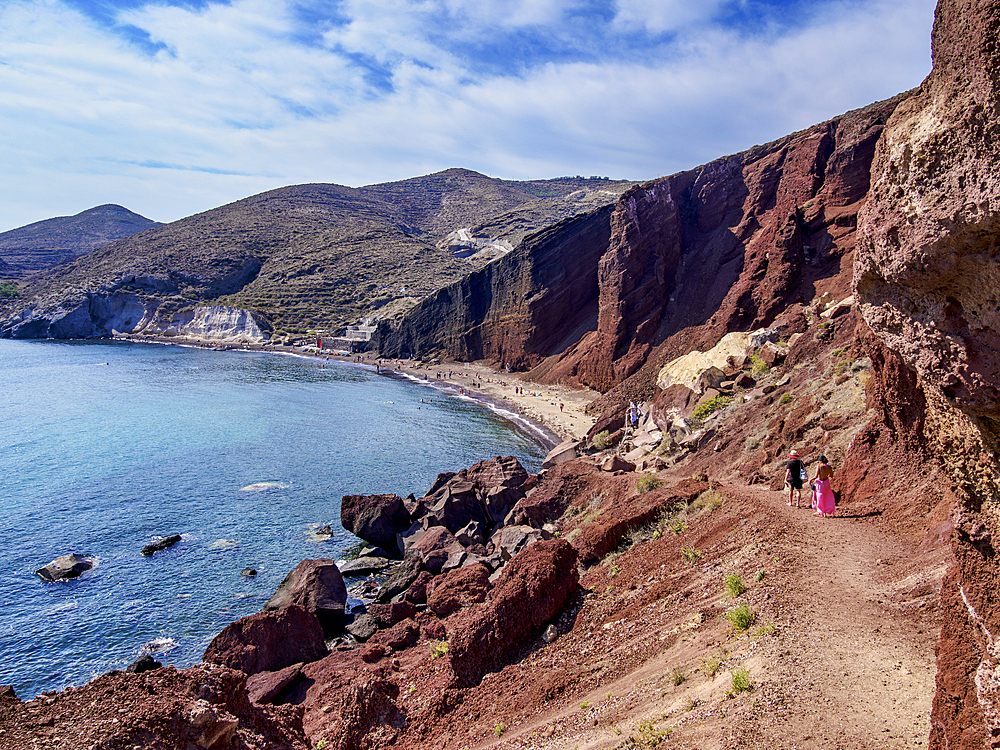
<box><xmin>0</xmin><ymin>205</ymin><xmax>160</xmax><ymax>280</ymax></box>
<box><xmin>1</xmin><ymin>169</ymin><xmax>634</xmax><ymax>340</ymax></box>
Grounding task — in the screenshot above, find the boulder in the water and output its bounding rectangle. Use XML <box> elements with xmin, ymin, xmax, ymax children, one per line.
<box><xmin>241</xmin><ymin>568</ymin><xmax>258</xmax><ymax>577</ymax></box>
<box><xmin>141</xmin><ymin>535</ymin><xmax>181</xmax><ymax>557</ymax></box>
<box><xmin>36</xmin><ymin>554</ymin><xmax>94</xmax><ymax>582</ymax></box>
<box><xmin>126</xmin><ymin>655</ymin><xmax>161</xmax><ymax>673</ymax></box>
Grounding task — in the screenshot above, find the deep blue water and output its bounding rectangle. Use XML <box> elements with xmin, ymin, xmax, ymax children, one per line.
<box><xmin>0</xmin><ymin>340</ymin><xmax>546</xmax><ymax>698</ymax></box>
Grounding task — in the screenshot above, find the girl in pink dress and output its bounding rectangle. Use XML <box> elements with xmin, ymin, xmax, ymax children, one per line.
<box><xmin>812</xmin><ymin>455</ymin><xmax>836</xmax><ymax>516</ymax></box>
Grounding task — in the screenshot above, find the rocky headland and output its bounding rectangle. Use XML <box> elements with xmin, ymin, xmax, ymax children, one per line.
<box><xmin>4</xmin><ymin>0</ymin><xmax>1000</xmax><ymax>747</ymax></box>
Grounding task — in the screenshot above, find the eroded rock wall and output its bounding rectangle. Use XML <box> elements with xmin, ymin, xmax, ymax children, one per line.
<box><xmin>855</xmin><ymin>1</ymin><xmax>1000</xmax><ymax>747</ymax></box>
<box><xmin>380</xmin><ymin>96</ymin><xmax>905</xmax><ymax>401</ymax></box>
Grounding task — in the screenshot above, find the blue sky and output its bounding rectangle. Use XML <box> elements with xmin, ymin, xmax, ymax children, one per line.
<box><xmin>0</xmin><ymin>0</ymin><xmax>936</xmax><ymax>231</ymax></box>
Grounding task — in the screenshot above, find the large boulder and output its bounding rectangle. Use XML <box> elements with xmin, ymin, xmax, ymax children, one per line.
<box><xmin>265</xmin><ymin>559</ymin><xmax>347</xmax><ymax>630</ymax></box>
<box><xmin>340</xmin><ymin>494</ymin><xmax>411</xmax><ymax>555</ymax></box>
<box><xmin>427</xmin><ymin>563</ymin><xmax>490</xmax><ymax>617</ymax></box>
<box><xmin>400</xmin><ymin>525</ymin><xmax>461</xmax><ymax>574</ymax></box>
<box><xmin>447</xmin><ymin>539</ymin><xmax>579</xmax><ymax>686</ymax></box>
<box><xmin>35</xmin><ymin>553</ymin><xmax>94</xmax><ymax>581</ymax></box>
<box><xmin>203</xmin><ymin>605</ymin><xmax>327</xmax><ymax>676</ymax></box>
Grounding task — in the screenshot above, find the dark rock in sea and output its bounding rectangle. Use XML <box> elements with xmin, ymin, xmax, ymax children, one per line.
<box><xmin>203</xmin><ymin>604</ymin><xmax>327</xmax><ymax>676</ymax></box>
<box><xmin>427</xmin><ymin>563</ymin><xmax>490</xmax><ymax>617</ymax></box>
<box><xmin>126</xmin><ymin>655</ymin><xmax>161</xmax><ymax>674</ymax></box>
<box><xmin>448</xmin><ymin>539</ymin><xmax>579</xmax><ymax>686</ymax></box>
<box><xmin>264</xmin><ymin>559</ymin><xmax>347</xmax><ymax>630</ymax></box>
<box><xmin>340</xmin><ymin>493</ymin><xmax>410</xmax><ymax>556</ymax></box>
<box><xmin>35</xmin><ymin>553</ymin><xmax>94</xmax><ymax>581</ymax></box>
<box><xmin>140</xmin><ymin>535</ymin><xmax>181</xmax><ymax>556</ymax></box>
<box><xmin>241</xmin><ymin>568</ymin><xmax>258</xmax><ymax>577</ymax></box>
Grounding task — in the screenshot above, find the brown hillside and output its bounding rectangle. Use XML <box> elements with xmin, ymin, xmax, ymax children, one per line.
<box><xmin>0</xmin><ymin>170</ymin><xmax>633</xmax><ymax>340</ymax></box>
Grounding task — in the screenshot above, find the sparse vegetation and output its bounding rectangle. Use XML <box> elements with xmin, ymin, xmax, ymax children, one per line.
<box><xmin>0</xmin><ymin>281</ymin><xmax>20</xmax><ymax>299</ymax></box>
<box><xmin>681</xmin><ymin>546</ymin><xmax>702</xmax><ymax>564</ymax></box>
<box><xmin>730</xmin><ymin>667</ymin><xmax>753</xmax><ymax>695</ymax></box>
<box><xmin>692</xmin><ymin>394</ymin><xmax>730</xmax><ymax>422</ymax></box>
<box><xmin>672</xmin><ymin>669</ymin><xmax>686</xmax><ymax>686</ymax></box>
<box><xmin>752</xmin><ymin>621</ymin><xmax>777</xmax><ymax>638</ymax></box>
<box><xmin>755</xmin><ymin>569</ymin><xmax>767</xmax><ymax>582</ymax></box>
<box><xmin>494</xmin><ymin>721</ymin><xmax>506</xmax><ymax>738</ymax></box>
<box><xmin>700</xmin><ymin>651</ymin><xmax>725</xmax><ymax>677</ymax></box>
<box><xmin>750</xmin><ymin>352</ymin><xmax>770</xmax><ymax>376</ymax></box>
<box><xmin>668</xmin><ymin>517</ymin><xmax>688</xmax><ymax>535</ymax></box>
<box><xmin>430</xmin><ymin>641</ymin><xmax>449</xmax><ymax>659</ymax></box>
<box><xmin>636</xmin><ymin>473</ymin><xmax>660</xmax><ymax>493</ymax></box>
<box><xmin>779</xmin><ymin>393</ymin><xmax>794</xmax><ymax>405</ymax></box>
<box><xmin>726</xmin><ymin>603</ymin><xmax>757</xmax><ymax>631</ymax></box>
<box><xmin>724</xmin><ymin>573</ymin><xmax>747</xmax><ymax>598</ymax></box>
<box><xmin>619</xmin><ymin>719</ymin><xmax>670</xmax><ymax>747</ymax></box>
<box><xmin>692</xmin><ymin>489</ymin><xmax>724</xmax><ymax>512</ymax></box>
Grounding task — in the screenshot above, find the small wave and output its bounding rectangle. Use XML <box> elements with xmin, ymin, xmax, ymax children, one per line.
<box><xmin>239</xmin><ymin>481</ymin><xmax>289</xmax><ymax>492</ymax></box>
<box><xmin>209</xmin><ymin>539</ymin><xmax>237</xmax><ymax>550</ymax></box>
<box><xmin>46</xmin><ymin>600</ymin><xmax>78</xmax><ymax>615</ymax></box>
<box><xmin>142</xmin><ymin>637</ymin><xmax>177</xmax><ymax>654</ymax></box>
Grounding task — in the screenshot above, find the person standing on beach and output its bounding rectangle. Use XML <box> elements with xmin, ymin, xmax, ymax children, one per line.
<box><xmin>785</xmin><ymin>450</ymin><xmax>806</xmax><ymax>508</ymax></box>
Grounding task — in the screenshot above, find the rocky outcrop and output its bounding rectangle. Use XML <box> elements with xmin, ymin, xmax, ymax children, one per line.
<box><xmin>203</xmin><ymin>605</ymin><xmax>328</xmax><ymax>676</ymax></box>
<box><xmin>35</xmin><ymin>553</ymin><xmax>94</xmax><ymax>581</ymax></box>
<box><xmin>375</xmin><ymin>206</ymin><xmax>615</xmax><ymax>367</ymax></box>
<box><xmin>141</xmin><ymin>534</ymin><xmax>181</xmax><ymax>556</ymax></box>
<box><xmin>448</xmin><ymin>538</ymin><xmax>579</xmax><ymax>686</ymax></box>
<box><xmin>1</xmin><ymin>289</ymin><xmax>270</xmax><ymax>342</ymax></box>
<box><xmin>264</xmin><ymin>559</ymin><xmax>348</xmax><ymax>631</ymax></box>
<box><xmin>854</xmin><ymin>1</ymin><xmax>1000</xmax><ymax>747</ymax></box>
<box><xmin>0</xmin><ymin>664</ymin><xmax>307</xmax><ymax>749</ymax></box>
<box><xmin>341</xmin><ymin>494</ymin><xmax>411</xmax><ymax>556</ymax></box>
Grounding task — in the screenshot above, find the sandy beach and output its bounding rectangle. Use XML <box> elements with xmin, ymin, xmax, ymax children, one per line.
<box><xmin>378</xmin><ymin>358</ymin><xmax>598</xmax><ymax>447</ymax></box>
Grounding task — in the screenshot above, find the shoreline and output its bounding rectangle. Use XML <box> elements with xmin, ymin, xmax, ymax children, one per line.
<box><xmin>115</xmin><ymin>335</ymin><xmax>597</xmax><ymax>453</ymax></box>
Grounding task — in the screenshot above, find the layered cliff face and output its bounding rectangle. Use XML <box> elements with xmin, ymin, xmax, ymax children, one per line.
<box><xmin>381</xmin><ymin>97</ymin><xmax>906</xmax><ymax>401</ymax></box>
<box><xmin>855</xmin><ymin>1</ymin><xmax>1000</xmax><ymax>747</ymax></box>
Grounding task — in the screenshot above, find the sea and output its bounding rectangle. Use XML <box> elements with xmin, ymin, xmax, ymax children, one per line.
<box><xmin>0</xmin><ymin>339</ymin><xmax>548</xmax><ymax>699</ymax></box>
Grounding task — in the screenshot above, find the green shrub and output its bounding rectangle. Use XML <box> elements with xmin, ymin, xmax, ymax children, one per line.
<box><xmin>750</xmin><ymin>353</ymin><xmax>769</xmax><ymax>377</ymax></box>
<box><xmin>672</xmin><ymin>669</ymin><xmax>686</xmax><ymax>686</ymax></box>
<box><xmin>681</xmin><ymin>547</ymin><xmax>702</xmax><ymax>564</ymax></box>
<box><xmin>692</xmin><ymin>394</ymin><xmax>730</xmax><ymax>422</ymax></box>
<box><xmin>592</xmin><ymin>430</ymin><xmax>611</xmax><ymax>450</ymax></box>
<box><xmin>724</xmin><ymin>573</ymin><xmax>747</xmax><ymax>598</ymax></box>
<box><xmin>700</xmin><ymin>651</ymin><xmax>725</xmax><ymax>677</ymax></box>
<box><xmin>430</xmin><ymin>641</ymin><xmax>448</xmax><ymax>659</ymax></box>
<box><xmin>730</xmin><ymin>667</ymin><xmax>753</xmax><ymax>695</ymax></box>
<box><xmin>726</xmin><ymin>603</ymin><xmax>757</xmax><ymax>631</ymax></box>
<box><xmin>636</xmin><ymin>473</ymin><xmax>660</xmax><ymax>493</ymax></box>
<box><xmin>692</xmin><ymin>489</ymin><xmax>723</xmax><ymax>512</ymax></box>
<box><xmin>779</xmin><ymin>393</ymin><xmax>794</xmax><ymax>405</ymax></box>
<box><xmin>494</xmin><ymin>721</ymin><xmax>505</xmax><ymax>738</ymax></box>
<box><xmin>0</xmin><ymin>281</ymin><xmax>20</xmax><ymax>299</ymax></box>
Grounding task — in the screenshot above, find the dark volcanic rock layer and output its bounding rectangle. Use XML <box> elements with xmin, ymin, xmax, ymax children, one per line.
<box><xmin>855</xmin><ymin>0</ymin><xmax>1000</xmax><ymax>747</ymax></box>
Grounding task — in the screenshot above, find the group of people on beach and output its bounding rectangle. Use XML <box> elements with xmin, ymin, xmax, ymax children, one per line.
<box><xmin>784</xmin><ymin>449</ymin><xmax>836</xmax><ymax>516</ymax></box>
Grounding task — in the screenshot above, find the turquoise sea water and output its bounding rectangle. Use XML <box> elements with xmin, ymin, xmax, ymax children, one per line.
<box><xmin>0</xmin><ymin>340</ymin><xmax>546</xmax><ymax>699</ymax></box>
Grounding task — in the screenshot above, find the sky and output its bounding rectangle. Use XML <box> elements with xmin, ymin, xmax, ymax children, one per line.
<box><xmin>0</xmin><ymin>0</ymin><xmax>937</xmax><ymax>232</ymax></box>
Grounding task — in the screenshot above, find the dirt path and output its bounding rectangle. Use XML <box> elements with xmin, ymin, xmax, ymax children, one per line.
<box><xmin>720</xmin><ymin>485</ymin><xmax>947</xmax><ymax>749</ymax></box>
<box><xmin>477</xmin><ymin>480</ymin><xmax>949</xmax><ymax>750</ymax></box>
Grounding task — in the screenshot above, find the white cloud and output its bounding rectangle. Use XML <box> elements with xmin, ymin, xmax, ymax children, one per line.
<box><xmin>0</xmin><ymin>0</ymin><xmax>935</xmax><ymax>232</ymax></box>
